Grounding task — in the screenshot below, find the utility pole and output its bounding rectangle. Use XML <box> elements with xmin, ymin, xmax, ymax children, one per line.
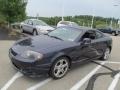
<box><xmin>110</xmin><ymin>19</ymin><xmax>113</xmax><ymax>28</ymax></box>
<box><xmin>88</xmin><ymin>22</ymin><xmax>90</xmax><ymax>27</ymax></box>
<box><xmin>113</xmin><ymin>4</ymin><xmax>120</xmax><ymax>28</ymax></box>
<box><xmin>62</xmin><ymin>0</ymin><xmax>64</xmax><ymax>21</ymax></box>
<box><xmin>83</xmin><ymin>22</ymin><xmax>85</xmax><ymax>27</ymax></box>
<box><xmin>91</xmin><ymin>8</ymin><xmax>95</xmax><ymax>29</ymax></box>
<box><xmin>118</xmin><ymin>19</ymin><xmax>120</xmax><ymax>28</ymax></box>
<box><xmin>36</xmin><ymin>13</ymin><xmax>39</xmax><ymax>19</ymax></box>
<box><xmin>91</xmin><ymin>15</ymin><xmax>95</xmax><ymax>29</ymax></box>
<box><xmin>106</xmin><ymin>19</ymin><xmax>108</xmax><ymax>26</ymax></box>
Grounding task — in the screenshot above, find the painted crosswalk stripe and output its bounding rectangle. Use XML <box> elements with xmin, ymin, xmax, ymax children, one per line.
<box><xmin>97</xmin><ymin>61</ymin><xmax>120</xmax><ymax>64</ymax></box>
<box><xmin>108</xmin><ymin>70</ymin><xmax>120</xmax><ymax>90</ymax></box>
<box><xmin>27</xmin><ymin>78</ymin><xmax>52</xmax><ymax>90</ymax></box>
<box><xmin>1</xmin><ymin>72</ymin><xmax>23</xmax><ymax>90</ymax></box>
<box><xmin>70</xmin><ymin>62</ymin><xmax>105</xmax><ymax>90</ymax></box>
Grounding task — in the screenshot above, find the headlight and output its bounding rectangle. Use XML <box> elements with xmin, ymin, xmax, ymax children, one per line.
<box><xmin>21</xmin><ymin>50</ymin><xmax>43</xmax><ymax>60</ymax></box>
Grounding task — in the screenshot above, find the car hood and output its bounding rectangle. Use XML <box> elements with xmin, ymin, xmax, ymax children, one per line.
<box><xmin>12</xmin><ymin>35</ymin><xmax>77</xmax><ymax>54</ymax></box>
<box><xmin>36</xmin><ymin>25</ymin><xmax>54</xmax><ymax>31</ymax></box>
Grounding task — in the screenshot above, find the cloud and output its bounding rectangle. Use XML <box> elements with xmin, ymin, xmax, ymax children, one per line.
<box><xmin>26</xmin><ymin>0</ymin><xmax>120</xmax><ymax>18</ymax></box>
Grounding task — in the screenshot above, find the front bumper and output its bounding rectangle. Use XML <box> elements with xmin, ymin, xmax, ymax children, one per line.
<box><xmin>9</xmin><ymin>49</ymin><xmax>51</xmax><ymax>77</ymax></box>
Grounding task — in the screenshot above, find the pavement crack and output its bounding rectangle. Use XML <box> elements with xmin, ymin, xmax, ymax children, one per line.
<box><xmin>85</xmin><ymin>60</ymin><xmax>120</xmax><ymax>90</ymax></box>
<box><xmin>91</xmin><ymin>60</ymin><xmax>115</xmax><ymax>72</ymax></box>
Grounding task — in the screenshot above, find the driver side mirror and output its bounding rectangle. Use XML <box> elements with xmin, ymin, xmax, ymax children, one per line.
<box><xmin>82</xmin><ymin>38</ymin><xmax>91</xmax><ymax>45</ymax></box>
<box><xmin>31</xmin><ymin>22</ymin><xmax>33</xmax><ymax>25</ymax></box>
<box><xmin>29</xmin><ymin>22</ymin><xmax>33</xmax><ymax>25</ymax></box>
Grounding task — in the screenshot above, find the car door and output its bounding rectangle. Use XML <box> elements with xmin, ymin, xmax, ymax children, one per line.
<box><xmin>92</xmin><ymin>30</ymin><xmax>107</xmax><ymax>57</ymax></box>
<box><xmin>22</xmin><ymin>20</ymin><xmax>29</xmax><ymax>32</ymax></box>
<box><xmin>79</xmin><ymin>30</ymin><xmax>101</xmax><ymax>60</ymax></box>
<box><xmin>25</xmin><ymin>20</ymin><xmax>34</xmax><ymax>33</ymax></box>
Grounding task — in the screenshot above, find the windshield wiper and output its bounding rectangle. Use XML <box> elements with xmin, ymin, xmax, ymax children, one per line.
<box><xmin>49</xmin><ymin>35</ymin><xmax>63</xmax><ymax>40</ymax></box>
<box><xmin>44</xmin><ymin>34</ymin><xmax>63</xmax><ymax>40</ymax></box>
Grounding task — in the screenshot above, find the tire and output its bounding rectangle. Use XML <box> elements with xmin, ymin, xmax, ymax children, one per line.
<box><xmin>20</xmin><ymin>27</ymin><xmax>24</xmax><ymax>33</ymax></box>
<box><xmin>100</xmin><ymin>48</ymin><xmax>111</xmax><ymax>60</ymax></box>
<box><xmin>33</xmin><ymin>29</ymin><xmax>38</xmax><ymax>36</ymax></box>
<box><xmin>112</xmin><ymin>32</ymin><xmax>117</xmax><ymax>36</ymax></box>
<box><xmin>49</xmin><ymin>57</ymin><xmax>70</xmax><ymax>79</ymax></box>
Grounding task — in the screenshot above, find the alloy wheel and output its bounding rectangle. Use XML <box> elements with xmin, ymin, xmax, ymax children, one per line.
<box><xmin>112</xmin><ymin>32</ymin><xmax>115</xmax><ymax>36</ymax></box>
<box><xmin>53</xmin><ymin>59</ymin><xmax>69</xmax><ymax>78</ymax></box>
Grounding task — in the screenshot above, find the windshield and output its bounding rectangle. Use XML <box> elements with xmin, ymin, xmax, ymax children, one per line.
<box><xmin>34</xmin><ymin>20</ymin><xmax>48</xmax><ymax>26</ymax></box>
<box><xmin>48</xmin><ymin>27</ymin><xmax>82</xmax><ymax>41</ymax></box>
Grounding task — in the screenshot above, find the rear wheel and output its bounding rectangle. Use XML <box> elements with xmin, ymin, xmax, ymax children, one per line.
<box><xmin>100</xmin><ymin>48</ymin><xmax>110</xmax><ymax>60</ymax></box>
<box><xmin>20</xmin><ymin>27</ymin><xmax>24</xmax><ymax>33</ymax></box>
<box><xmin>112</xmin><ymin>32</ymin><xmax>117</xmax><ymax>36</ymax></box>
<box><xmin>49</xmin><ymin>57</ymin><xmax>70</xmax><ymax>79</ymax></box>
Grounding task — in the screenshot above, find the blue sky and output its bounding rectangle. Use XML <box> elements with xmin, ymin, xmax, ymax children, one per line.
<box><xmin>26</xmin><ymin>0</ymin><xmax>120</xmax><ymax>18</ymax></box>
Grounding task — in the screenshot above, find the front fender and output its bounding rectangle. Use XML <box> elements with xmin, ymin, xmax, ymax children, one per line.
<box><xmin>50</xmin><ymin>52</ymin><xmax>66</xmax><ymax>63</ymax></box>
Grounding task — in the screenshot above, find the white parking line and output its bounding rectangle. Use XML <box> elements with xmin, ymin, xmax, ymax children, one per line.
<box><xmin>70</xmin><ymin>62</ymin><xmax>105</xmax><ymax>90</ymax></box>
<box><xmin>27</xmin><ymin>78</ymin><xmax>52</xmax><ymax>90</ymax></box>
<box><xmin>97</xmin><ymin>61</ymin><xmax>120</xmax><ymax>64</ymax></box>
<box><xmin>1</xmin><ymin>72</ymin><xmax>23</xmax><ymax>90</ymax></box>
<box><xmin>108</xmin><ymin>69</ymin><xmax>120</xmax><ymax>90</ymax></box>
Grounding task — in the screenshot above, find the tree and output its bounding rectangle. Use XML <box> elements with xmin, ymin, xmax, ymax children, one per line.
<box><xmin>0</xmin><ymin>0</ymin><xmax>27</xmax><ymax>23</ymax></box>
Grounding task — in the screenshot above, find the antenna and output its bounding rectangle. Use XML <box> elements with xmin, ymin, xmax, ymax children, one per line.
<box><xmin>91</xmin><ymin>15</ymin><xmax>95</xmax><ymax>29</ymax></box>
<box><xmin>62</xmin><ymin>0</ymin><xmax>64</xmax><ymax>21</ymax></box>
<box><xmin>36</xmin><ymin>13</ymin><xmax>39</xmax><ymax>19</ymax></box>
<box><xmin>91</xmin><ymin>9</ymin><xmax>95</xmax><ymax>29</ymax></box>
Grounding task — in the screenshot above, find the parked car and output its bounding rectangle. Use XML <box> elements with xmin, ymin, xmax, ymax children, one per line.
<box><xmin>98</xmin><ymin>28</ymin><xmax>120</xmax><ymax>36</ymax></box>
<box><xmin>57</xmin><ymin>21</ymin><xmax>79</xmax><ymax>28</ymax></box>
<box><xmin>9</xmin><ymin>26</ymin><xmax>112</xmax><ymax>79</ymax></box>
<box><xmin>20</xmin><ymin>19</ymin><xmax>54</xmax><ymax>35</ymax></box>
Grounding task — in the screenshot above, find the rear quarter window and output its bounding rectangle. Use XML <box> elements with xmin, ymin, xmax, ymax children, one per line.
<box><xmin>95</xmin><ymin>31</ymin><xmax>104</xmax><ymax>39</ymax></box>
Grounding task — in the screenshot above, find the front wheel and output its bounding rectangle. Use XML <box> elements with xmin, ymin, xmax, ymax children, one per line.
<box><xmin>112</xmin><ymin>32</ymin><xmax>117</xmax><ymax>36</ymax></box>
<box><xmin>49</xmin><ymin>57</ymin><xmax>70</xmax><ymax>79</ymax></box>
<box><xmin>20</xmin><ymin>27</ymin><xmax>24</xmax><ymax>33</ymax></box>
<box><xmin>33</xmin><ymin>30</ymin><xmax>38</xmax><ymax>36</ymax></box>
<box><xmin>100</xmin><ymin>48</ymin><xmax>110</xmax><ymax>60</ymax></box>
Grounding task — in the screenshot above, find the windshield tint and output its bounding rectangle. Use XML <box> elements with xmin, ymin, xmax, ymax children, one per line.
<box><xmin>34</xmin><ymin>20</ymin><xmax>48</xmax><ymax>26</ymax></box>
<box><xmin>59</xmin><ymin>21</ymin><xmax>70</xmax><ymax>25</ymax></box>
<box><xmin>48</xmin><ymin>27</ymin><xmax>82</xmax><ymax>41</ymax></box>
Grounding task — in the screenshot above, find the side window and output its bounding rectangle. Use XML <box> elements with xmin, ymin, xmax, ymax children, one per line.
<box><xmin>95</xmin><ymin>31</ymin><xmax>103</xmax><ymax>39</ymax></box>
<box><xmin>28</xmin><ymin>20</ymin><xmax>33</xmax><ymax>25</ymax></box>
<box><xmin>32</xmin><ymin>20</ymin><xmax>36</xmax><ymax>25</ymax></box>
<box><xmin>82</xmin><ymin>30</ymin><xmax>96</xmax><ymax>40</ymax></box>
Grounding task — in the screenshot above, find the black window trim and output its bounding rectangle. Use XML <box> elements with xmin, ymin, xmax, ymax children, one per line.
<box><xmin>95</xmin><ymin>30</ymin><xmax>104</xmax><ymax>39</ymax></box>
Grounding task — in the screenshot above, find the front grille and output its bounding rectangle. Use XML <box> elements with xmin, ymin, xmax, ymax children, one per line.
<box><xmin>47</xmin><ymin>30</ymin><xmax>52</xmax><ymax>32</ymax></box>
<box><xmin>12</xmin><ymin>61</ymin><xmax>21</xmax><ymax>70</ymax></box>
<box><xmin>11</xmin><ymin>49</ymin><xmax>17</xmax><ymax>56</ymax></box>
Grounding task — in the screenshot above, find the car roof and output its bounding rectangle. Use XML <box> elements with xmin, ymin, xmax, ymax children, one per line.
<box><xmin>58</xmin><ymin>21</ymin><xmax>74</xmax><ymax>23</ymax></box>
<box><xmin>59</xmin><ymin>26</ymin><xmax>97</xmax><ymax>32</ymax></box>
<box><xmin>58</xmin><ymin>21</ymin><xmax>78</xmax><ymax>24</ymax></box>
<box><xmin>27</xmin><ymin>19</ymin><xmax>42</xmax><ymax>22</ymax></box>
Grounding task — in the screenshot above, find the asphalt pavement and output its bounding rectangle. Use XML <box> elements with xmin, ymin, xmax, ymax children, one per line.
<box><xmin>0</xmin><ymin>34</ymin><xmax>120</xmax><ymax>90</ymax></box>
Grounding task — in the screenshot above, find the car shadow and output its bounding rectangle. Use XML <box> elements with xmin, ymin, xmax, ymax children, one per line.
<box><xmin>23</xmin><ymin>74</ymin><xmax>49</xmax><ymax>82</ymax></box>
<box><xmin>0</xmin><ymin>28</ymin><xmax>26</xmax><ymax>41</ymax></box>
<box><xmin>70</xmin><ymin>60</ymin><xmax>93</xmax><ymax>71</ymax></box>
